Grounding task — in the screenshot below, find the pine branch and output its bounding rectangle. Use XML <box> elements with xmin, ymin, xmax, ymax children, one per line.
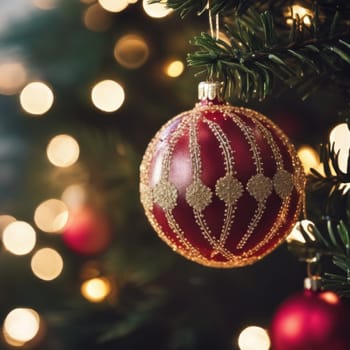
<box><xmin>188</xmin><ymin>10</ymin><xmax>350</xmax><ymax>101</ymax></box>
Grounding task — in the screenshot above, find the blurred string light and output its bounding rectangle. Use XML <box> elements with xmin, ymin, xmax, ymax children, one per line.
<box><xmin>329</xmin><ymin>122</ymin><xmax>350</xmax><ymax>173</ymax></box>
<box><xmin>61</xmin><ymin>184</ymin><xmax>86</xmax><ymax>210</ymax></box>
<box><xmin>31</xmin><ymin>248</ymin><xmax>64</xmax><ymax>281</ymax></box>
<box><xmin>285</xmin><ymin>4</ymin><xmax>312</xmax><ymax>26</ymax></box>
<box><xmin>81</xmin><ymin>277</ymin><xmax>111</xmax><ymax>302</ymax></box>
<box><xmin>165</xmin><ymin>60</ymin><xmax>184</xmax><ymax>78</ymax></box>
<box><xmin>83</xmin><ymin>4</ymin><xmax>112</xmax><ymax>32</ymax></box>
<box><xmin>32</xmin><ymin>0</ymin><xmax>59</xmax><ymax>10</ymax></box>
<box><xmin>2</xmin><ymin>221</ymin><xmax>36</xmax><ymax>256</ymax></box>
<box><xmin>142</xmin><ymin>0</ymin><xmax>172</xmax><ymax>18</ymax></box>
<box><xmin>46</xmin><ymin>134</ymin><xmax>80</xmax><ymax>167</ymax></box>
<box><xmin>297</xmin><ymin>145</ymin><xmax>320</xmax><ymax>175</ymax></box>
<box><xmin>34</xmin><ymin>199</ymin><xmax>69</xmax><ymax>233</ymax></box>
<box><xmin>98</xmin><ymin>0</ymin><xmax>128</xmax><ymax>13</ymax></box>
<box><xmin>3</xmin><ymin>308</ymin><xmax>40</xmax><ymax>346</ymax></box>
<box><xmin>91</xmin><ymin>79</ymin><xmax>125</xmax><ymax>112</ymax></box>
<box><xmin>237</xmin><ymin>326</ymin><xmax>271</xmax><ymax>350</ymax></box>
<box><xmin>114</xmin><ymin>34</ymin><xmax>149</xmax><ymax>69</ymax></box>
<box><xmin>0</xmin><ymin>215</ymin><xmax>16</xmax><ymax>234</ymax></box>
<box><xmin>19</xmin><ymin>81</ymin><xmax>54</xmax><ymax>116</ymax></box>
<box><xmin>0</xmin><ymin>62</ymin><xmax>27</xmax><ymax>95</ymax></box>
<box><xmin>287</xmin><ymin>219</ymin><xmax>316</xmax><ymax>244</ymax></box>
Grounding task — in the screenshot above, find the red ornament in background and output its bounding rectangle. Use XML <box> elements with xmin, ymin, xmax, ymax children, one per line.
<box><xmin>140</xmin><ymin>82</ymin><xmax>305</xmax><ymax>267</ymax></box>
<box><xmin>270</xmin><ymin>278</ymin><xmax>350</xmax><ymax>350</ymax></box>
<box><xmin>63</xmin><ymin>207</ymin><xmax>111</xmax><ymax>255</ymax></box>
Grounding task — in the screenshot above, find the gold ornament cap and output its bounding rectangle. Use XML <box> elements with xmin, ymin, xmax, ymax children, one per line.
<box><xmin>198</xmin><ymin>81</ymin><xmax>224</xmax><ymax>102</ymax></box>
<box><xmin>304</xmin><ymin>276</ymin><xmax>322</xmax><ymax>291</ymax></box>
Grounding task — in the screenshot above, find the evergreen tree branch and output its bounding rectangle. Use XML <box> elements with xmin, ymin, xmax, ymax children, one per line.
<box><xmin>188</xmin><ymin>10</ymin><xmax>350</xmax><ymax>101</ymax></box>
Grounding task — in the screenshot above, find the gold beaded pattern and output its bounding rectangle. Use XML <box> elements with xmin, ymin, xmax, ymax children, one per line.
<box><xmin>140</xmin><ymin>102</ymin><xmax>305</xmax><ymax>267</ymax></box>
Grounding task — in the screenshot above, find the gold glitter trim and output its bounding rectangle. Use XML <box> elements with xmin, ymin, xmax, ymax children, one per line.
<box><xmin>273</xmin><ymin>169</ymin><xmax>293</xmax><ymax>199</ymax></box>
<box><xmin>153</xmin><ymin>180</ymin><xmax>178</xmax><ymax>211</ymax></box>
<box><xmin>185</xmin><ymin>180</ymin><xmax>212</xmax><ymax>211</ymax></box>
<box><xmin>246</xmin><ymin>174</ymin><xmax>273</xmax><ymax>202</ymax></box>
<box><xmin>140</xmin><ymin>183</ymin><xmax>153</xmax><ymax>211</ymax></box>
<box><xmin>215</xmin><ymin>174</ymin><xmax>243</xmax><ymax>205</ymax></box>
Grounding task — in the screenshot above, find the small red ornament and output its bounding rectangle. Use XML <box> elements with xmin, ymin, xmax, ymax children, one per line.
<box><xmin>140</xmin><ymin>82</ymin><xmax>305</xmax><ymax>267</ymax></box>
<box><xmin>63</xmin><ymin>207</ymin><xmax>111</xmax><ymax>255</ymax></box>
<box><xmin>270</xmin><ymin>278</ymin><xmax>350</xmax><ymax>350</ymax></box>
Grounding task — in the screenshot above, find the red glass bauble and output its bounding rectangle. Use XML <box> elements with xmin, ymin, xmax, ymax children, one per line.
<box><xmin>270</xmin><ymin>288</ymin><xmax>350</xmax><ymax>350</ymax></box>
<box><xmin>140</xmin><ymin>82</ymin><xmax>305</xmax><ymax>267</ymax></box>
<box><xmin>63</xmin><ymin>207</ymin><xmax>111</xmax><ymax>255</ymax></box>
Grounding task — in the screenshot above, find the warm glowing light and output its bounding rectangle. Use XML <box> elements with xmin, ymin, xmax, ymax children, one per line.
<box><xmin>0</xmin><ymin>62</ymin><xmax>27</xmax><ymax>95</ymax></box>
<box><xmin>46</xmin><ymin>134</ymin><xmax>80</xmax><ymax>167</ymax></box>
<box><xmin>32</xmin><ymin>0</ymin><xmax>58</xmax><ymax>10</ymax></box>
<box><xmin>165</xmin><ymin>60</ymin><xmax>184</xmax><ymax>78</ymax></box>
<box><xmin>31</xmin><ymin>248</ymin><xmax>64</xmax><ymax>281</ymax></box>
<box><xmin>81</xmin><ymin>277</ymin><xmax>111</xmax><ymax>302</ymax></box>
<box><xmin>287</xmin><ymin>219</ymin><xmax>316</xmax><ymax>244</ymax></box>
<box><xmin>2</xmin><ymin>221</ymin><xmax>36</xmax><ymax>255</ymax></box>
<box><xmin>98</xmin><ymin>0</ymin><xmax>128</xmax><ymax>13</ymax></box>
<box><xmin>19</xmin><ymin>81</ymin><xmax>54</xmax><ymax>116</ymax></box>
<box><xmin>320</xmin><ymin>291</ymin><xmax>340</xmax><ymax>305</ymax></box>
<box><xmin>286</xmin><ymin>5</ymin><xmax>312</xmax><ymax>26</ymax></box>
<box><xmin>34</xmin><ymin>199</ymin><xmax>69</xmax><ymax>233</ymax></box>
<box><xmin>238</xmin><ymin>326</ymin><xmax>270</xmax><ymax>350</ymax></box>
<box><xmin>61</xmin><ymin>184</ymin><xmax>86</xmax><ymax>210</ymax></box>
<box><xmin>83</xmin><ymin>4</ymin><xmax>112</xmax><ymax>32</ymax></box>
<box><xmin>128</xmin><ymin>0</ymin><xmax>138</xmax><ymax>3</ymax></box>
<box><xmin>297</xmin><ymin>145</ymin><xmax>319</xmax><ymax>174</ymax></box>
<box><xmin>91</xmin><ymin>80</ymin><xmax>125</xmax><ymax>112</ymax></box>
<box><xmin>114</xmin><ymin>34</ymin><xmax>149</xmax><ymax>69</ymax></box>
<box><xmin>0</xmin><ymin>215</ymin><xmax>16</xmax><ymax>234</ymax></box>
<box><xmin>142</xmin><ymin>0</ymin><xmax>172</xmax><ymax>18</ymax></box>
<box><xmin>329</xmin><ymin>123</ymin><xmax>350</xmax><ymax>173</ymax></box>
<box><xmin>3</xmin><ymin>308</ymin><xmax>40</xmax><ymax>344</ymax></box>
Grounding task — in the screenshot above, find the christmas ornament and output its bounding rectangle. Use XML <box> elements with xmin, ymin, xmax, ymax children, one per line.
<box><xmin>63</xmin><ymin>207</ymin><xmax>111</xmax><ymax>255</ymax></box>
<box><xmin>140</xmin><ymin>82</ymin><xmax>305</xmax><ymax>267</ymax></box>
<box><xmin>270</xmin><ymin>278</ymin><xmax>350</xmax><ymax>350</ymax></box>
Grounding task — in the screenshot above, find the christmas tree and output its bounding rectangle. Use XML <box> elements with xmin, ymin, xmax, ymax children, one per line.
<box><xmin>1</xmin><ymin>0</ymin><xmax>350</xmax><ymax>349</ymax></box>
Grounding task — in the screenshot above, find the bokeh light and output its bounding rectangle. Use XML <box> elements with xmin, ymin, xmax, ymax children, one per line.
<box><xmin>34</xmin><ymin>199</ymin><xmax>69</xmax><ymax>233</ymax></box>
<box><xmin>46</xmin><ymin>134</ymin><xmax>80</xmax><ymax>167</ymax></box>
<box><xmin>297</xmin><ymin>145</ymin><xmax>319</xmax><ymax>175</ymax></box>
<box><xmin>83</xmin><ymin>4</ymin><xmax>112</xmax><ymax>32</ymax></box>
<box><xmin>91</xmin><ymin>79</ymin><xmax>125</xmax><ymax>112</ymax></box>
<box><xmin>287</xmin><ymin>219</ymin><xmax>316</xmax><ymax>243</ymax></box>
<box><xmin>81</xmin><ymin>277</ymin><xmax>111</xmax><ymax>302</ymax></box>
<box><xmin>61</xmin><ymin>184</ymin><xmax>86</xmax><ymax>210</ymax></box>
<box><xmin>19</xmin><ymin>81</ymin><xmax>54</xmax><ymax>116</ymax></box>
<box><xmin>238</xmin><ymin>326</ymin><xmax>270</xmax><ymax>350</ymax></box>
<box><xmin>0</xmin><ymin>62</ymin><xmax>27</xmax><ymax>95</ymax></box>
<box><xmin>2</xmin><ymin>221</ymin><xmax>36</xmax><ymax>255</ymax></box>
<box><xmin>114</xmin><ymin>34</ymin><xmax>149</xmax><ymax>69</ymax></box>
<box><xmin>329</xmin><ymin>122</ymin><xmax>350</xmax><ymax>173</ymax></box>
<box><xmin>165</xmin><ymin>60</ymin><xmax>184</xmax><ymax>77</ymax></box>
<box><xmin>142</xmin><ymin>0</ymin><xmax>172</xmax><ymax>18</ymax></box>
<box><xmin>31</xmin><ymin>248</ymin><xmax>64</xmax><ymax>281</ymax></box>
<box><xmin>0</xmin><ymin>215</ymin><xmax>16</xmax><ymax>235</ymax></box>
<box><xmin>286</xmin><ymin>5</ymin><xmax>312</xmax><ymax>26</ymax></box>
<box><xmin>3</xmin><ymin>308</ymin><xmax>40</xmax><ymax>344</ymax></box>
<box><xmin>32</xmin><ymin>0</ymin><xmax>59</xmax><ymax>10</ymax></box>
<box><xmin>98</xmin><ymin>0</ymin><xmax>128</xmax><ymax>13</ymax></box>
